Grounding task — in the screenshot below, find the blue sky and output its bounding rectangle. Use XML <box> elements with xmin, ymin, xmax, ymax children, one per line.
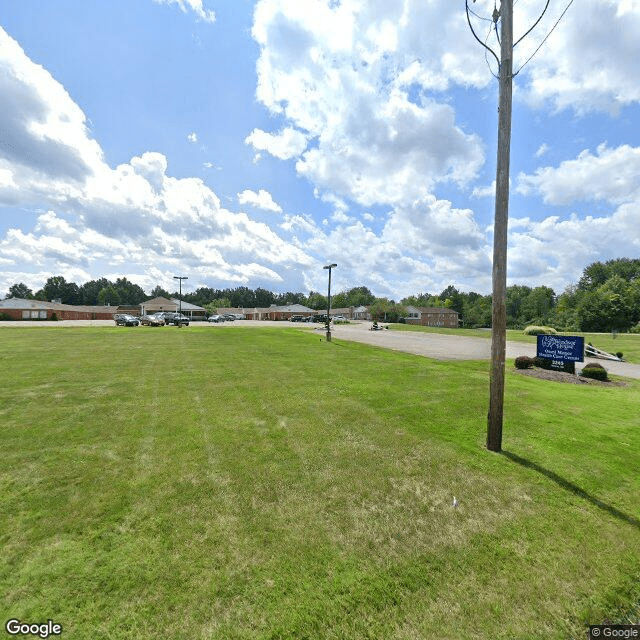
<box><xmin>1</xmin><ymin>0</ymin><xmax>639</xmax><ymax>299</ymax></box>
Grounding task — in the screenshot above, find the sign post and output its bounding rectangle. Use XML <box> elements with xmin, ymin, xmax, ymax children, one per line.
<box><xmin>536</xmin><ymin>335</ymin><xmax>584</xmax><ymax>373</ymax></box>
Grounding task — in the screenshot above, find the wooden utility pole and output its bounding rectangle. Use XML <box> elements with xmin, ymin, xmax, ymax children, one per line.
<box><xmin>487</xmin><ymin>0</ymin><xmax>513</xmax><ymax>452</ymax></box>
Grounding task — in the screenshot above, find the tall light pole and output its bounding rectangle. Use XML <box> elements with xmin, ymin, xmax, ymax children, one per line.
<box><xmin>323</xmin><ymin>263</ymin><xmax>337</xmax><ymax>342</ymax></box>
<box><xmin>173</xmin><ymin>276</ymin><xmax>188</xmax><ymax>327</ymax></box>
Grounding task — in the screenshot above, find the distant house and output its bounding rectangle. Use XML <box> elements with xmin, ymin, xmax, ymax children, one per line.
<box><xmin>352</xmin><ymin>306</ymin><xmax>371</xmax><ymax>320</ymax></box>
<box><xmin>0</xmin><ymin>298</ymin><xmax>116</xmax><ymax>321</ymax></box>
<box><xmin>404</xmin><ymin>306</ymin><xmax>459</xmax><ymax>328</ymax></box>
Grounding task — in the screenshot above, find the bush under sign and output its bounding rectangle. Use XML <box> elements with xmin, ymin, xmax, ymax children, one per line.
<box><xmin>536</xmin><ymin>335</ymin><xmax>584</xmax><ymax>363</ymax></box>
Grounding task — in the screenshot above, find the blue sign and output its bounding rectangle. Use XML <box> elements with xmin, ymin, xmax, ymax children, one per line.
<box><xmin>536</xmin><ymin>335</ymin><xmax>584</xmax><ymax>362</ymax></box>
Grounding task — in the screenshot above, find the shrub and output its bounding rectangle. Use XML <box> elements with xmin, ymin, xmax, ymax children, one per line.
<box><xmin>630</xmin><ymin>322</ymin><xmax>640</xmax><ymax>334</ymax></box>
<box><xmin>50</xmin><ymin>312</ymin><xmax>59</xmax><ymax>321</ymax></box>
<box><xmin>515</xmin><ymin>356</ymin><xmax>534</xmax><ymax>369</ymax></box>
<box><xmin>523</xmin><ymin>325</ymin><xmax>558</xmax><ymax>335</ymax></box>
<box><xmin>616</xmin><ymin>352</ymin><xmax>623</xmax><ymax>359</ymax></box>
<box><xmin>0</xmin><ymin>312</ymin><xmax>13</xmax><ymax>321</ymax></box>
<box><xmin>534</xmin><ymin>356</ymin><xmax>552</xmax><ymax>369</ymax></box>
<box><xmin>580</xmin><ymin>362</ymin><xmax>609</xmax><ymax>382</ymax></box>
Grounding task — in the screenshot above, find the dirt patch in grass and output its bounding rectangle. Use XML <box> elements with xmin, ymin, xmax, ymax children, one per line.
<box><xmin>513</xmin><ymin>366</ymin><xmax>627</xmax><ymax>386</ymax></box>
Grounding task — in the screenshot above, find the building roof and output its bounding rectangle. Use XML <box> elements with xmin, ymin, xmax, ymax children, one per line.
<box><xmin>0</xmin><ymin>297</ymin><xmax>117</xmax><ymax>313</ymax></box>
<box><xmin>170</xmin><ymin>298</ymin><xmax>206</xmax><ymax>311</ymax></box>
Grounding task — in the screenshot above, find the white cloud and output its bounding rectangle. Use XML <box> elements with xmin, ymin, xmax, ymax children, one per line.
<box><xmin>238</xmin><ymin>189</ymin><xmax>283</xmax><ymax>213</ymax></box>
<box><xmin>517</xmin><ymin>144</ymin><xmax>640</xmax><ymax>205</ymax></box>
<box><xmin>511</xmin><ymin>0</ymin><xmax>640</xmax><ymax>114</ymax></box>
<box><xmin>152</xmin><ymin>0</ymin><xmax>215</xmax><ymax>23</ymax></box>
<box><xmin>245</xmin><ymin>127</ymin><xmax>309</xmax><ymax>160</ymax></box>
<box><xmin>251</xmin><ymin>0</ymin><xmax>486</xmax><ymax>208</ymax></box>
<box><xmin>535</xmin><ymin>144</ymin><xmax>550</xmax><ymax>158</ymax></box>
<box><xmin>0</xmin><ymin>27</ymin><xmax>314</xmax><ymax>295</ymax></box>
<box><xmin>187</xmin><ymin>132</ymin><xmax>198</xmax><ymax>143</ymax></box>
<box><xmin>0</xmin><ymin>27</ymin><xmax>104</xmax><ymax>204</ymax></box>
<box><xmin>508</xmin><ymin>203</ymin><xmax>640</xmax><ymax>291</ymax></box>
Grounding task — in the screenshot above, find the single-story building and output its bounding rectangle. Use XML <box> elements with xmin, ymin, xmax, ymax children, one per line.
<box><xmin>236</xmin><ymin>304</ymin><xmax>315</xmax><ymax>321</ymax></box>
<box><xmin>404</xmin><ymin>305</ymin><xmax>459</xmax><ymax>328</ymax></box>
<box><xmin>352</xmin><ymin>305</ymin><xmax>371</xmax><ymax>320</ymax></box>
<box><xmin>0</xmin><ymin>297</ymin><xmax>117</xmax><ymax>321</ymax></box>
<box><xmin>170</xmin><ymin>299</ymin><xmax>207</xmax><ymax>321</ymax></box>
<box><xmin>139</xmin><ymin>296</ymin><xmax>178</xmax><ymax>315</ymax></box>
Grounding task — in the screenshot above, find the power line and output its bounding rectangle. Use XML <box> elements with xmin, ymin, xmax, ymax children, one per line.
<box><xmin>514</xmin><ymin>0</ymin><xmax>576</xmax><ymax>76</ymax></box>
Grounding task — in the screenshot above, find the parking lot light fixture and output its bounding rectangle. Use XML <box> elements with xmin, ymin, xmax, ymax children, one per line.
<box><xmin>173</xmin><ymin>276</ymin><xmax>188</xmax><ymax>326</ymax></box>
<box><xmin>323</xmin><ymin>263</ymin><xmax>337</xmax><ymax>342</ymax></box>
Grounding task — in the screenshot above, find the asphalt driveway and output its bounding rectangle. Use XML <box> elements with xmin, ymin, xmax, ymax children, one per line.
<box><xmin>328</xmin><ymin>322</ymin><xmax>640</xmax><ymax>379</ymax></box>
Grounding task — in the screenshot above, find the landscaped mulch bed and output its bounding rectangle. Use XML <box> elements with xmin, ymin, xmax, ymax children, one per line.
<box><xmin>513</xmin><ymin>366</ymin><xmax>626</xmax><ymax>386</ymax></box>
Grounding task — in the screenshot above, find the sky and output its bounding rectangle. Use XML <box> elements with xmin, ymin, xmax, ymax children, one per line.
<box><xmin>0</xmin><ymin>0</ymin><xmax>639</xmax><ymax>300</ymax></box>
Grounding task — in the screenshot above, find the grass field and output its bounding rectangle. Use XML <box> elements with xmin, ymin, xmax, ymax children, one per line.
<box><xmin>1</xmin><ymin>326</ymin><xmax>639</xmax><ymax>639</ymax></box>
<box><xmin>388</xmin><ymin>323</ymin><xmax>640</xmax><ymax>363</ymax></box>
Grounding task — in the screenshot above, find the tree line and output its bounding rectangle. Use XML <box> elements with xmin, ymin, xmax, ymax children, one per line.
<box><xmin>5</xmin><ymin>258</ymin><xmax>640</xmax><ymax>331</ymax></box>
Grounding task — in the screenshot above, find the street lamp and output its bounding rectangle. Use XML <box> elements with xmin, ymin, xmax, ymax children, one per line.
<box><xmin>173</xmin><ymin>276</ymin><xmax>188</xmax><ymax>327</ymax></box>
<box><xmin>323</xmin><ymin>263</ymin><xmax>337</xmax><ymax>342</ymax></box>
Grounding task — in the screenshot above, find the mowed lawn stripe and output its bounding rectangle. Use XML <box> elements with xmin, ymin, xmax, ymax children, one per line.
<box><xmin>1</xmin><ymin>326</ymin><xmax>639</xmax><ymax>639</ymax></box>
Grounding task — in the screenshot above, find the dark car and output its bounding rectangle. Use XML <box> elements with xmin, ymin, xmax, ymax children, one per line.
<box><xmin>114</xmin><ymin>314</ymin><xmax>139</xmax><ymax>326</ymax></box>
<box><xmin>290</xmin><ymin>315</ymin><xmax>305</xmax><ymax>322</ymax></box>
<box><xmin>312</xmin><ymin>314</ymin><xmax>329</xmax><ymax>323</ymax></box>
<box><xmin>157</xmin><ymin>312</ymin><xmax>190</xmax><ymax>326</ymax></box>
<box><xmin>171</xmin><ymin>314</ymin><xmax>190</xmax><ymax>326</ymax></box>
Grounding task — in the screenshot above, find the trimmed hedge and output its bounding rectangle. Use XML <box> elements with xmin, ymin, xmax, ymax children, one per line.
<box><xmin>580</xmin><ymin>362</ymin><xmax>609</xmax><ymax>381</ymax></box>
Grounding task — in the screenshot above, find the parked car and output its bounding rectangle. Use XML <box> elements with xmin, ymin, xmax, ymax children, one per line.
<box><xmin>169</xmin><ymin>313</ymin><xmax>190</xmax><ymax>326</ymax></box>
<box><xmin>222</xmin><ymin>314</ymin><xmax>236</xmax><ymax>321</ymax></box>
<box><xmin>312</xmin><ymin>314</ymin><xmax>329</xmax><ymax>323</ymax></box>
<box><xmin>157</xmin><ymin>312</ymin><xmax>190</xmax><ymax>326</ymax></box>
<box><xmin>290</xmin><ymin>315</ymin><xmax>305</xmax><ymax>322</ymax></box>
<box><xmin>332</xmin><ymin>315</ymin><xmax>347</xmax><ymax>322</ymax></box>
<box><xmin>114</xmin><ymin>314</ymin><xmax>139</xmax><ymax>326</ymax></box>
<box><xmin>208</xmin><ymin>314</ymin><xmax>224</xmax><ymax>323</ymax></box>
<box><xmin>140</xmin><ymin>314</ymin><xmax>165</xmax><ymax>326</ymax></box>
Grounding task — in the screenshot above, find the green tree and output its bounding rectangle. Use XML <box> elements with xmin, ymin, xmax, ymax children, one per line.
<box><xmin>306</xmin><ymin>291</ymin><xmax>328</xmax><ymax>310</ymax></box>
<box><xmin>114</xmin><ymin>278</ymin><xmax>146</xmax><ymax>304</ymax></box>
<box><xmin>149</xmin><ymin>285</ymin><xmax>171</xmax><ymax>299</ymax></box>
<box><xmin>330</xmin><ymin>291</ymin><xmax>349</xmax><ymax>308</ymax></box>
<box><xmin>577</xmin><ymin>276</ymin><xmax>635</xmax><ymax>332</ymax></box>
<box><xmin>368</xmin><ymin>299</ymin><xmax>407</xmax><ymax>322</ymax></box>
<box><xmin>7</xmin><ymin>283</ymin><xmax>34</xmax><ymax>299</ymax></box>
<box><xmin>439</xmin><ymin>285</ymin><xmax>464</xmax><ymax>314</ymax></box>
<box><xmin>462</xmin><ymin>294</ymin><xmax>492</xmax><ymax>328</ymax></box>
<box><xmin>98</xmin><ymin>285</ymin><xmax>121</xmax><ymax>306</ymax></box>
<box><xmin>38</xmin><ymin>276</ymin><xmax>80</xmax><ymax>304</ymax></box>
<box><xmin>254</xmin><ymin>287</ymin><xmax>275</xmax><ymax>307</ymax></box>
<box><xmin>344</xmin><ymin>286</ymin><xmax>375</xmax><ymax>307</ymax></box>
<box><xmin>80</xmin><ymin>278</ymin><xmax>111</xmax><ymax>305</ymax></box>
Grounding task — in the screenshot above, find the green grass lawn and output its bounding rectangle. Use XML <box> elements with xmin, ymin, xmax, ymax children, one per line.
<box><xmin>1</xmin><ymin>326</ymin><xmax>639</xmax><ymax>639</ymax></box>
<box><xmin>388</xmin><ymin>323</ymin><xmax>640</xmax><ymax>363</ymax></box>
